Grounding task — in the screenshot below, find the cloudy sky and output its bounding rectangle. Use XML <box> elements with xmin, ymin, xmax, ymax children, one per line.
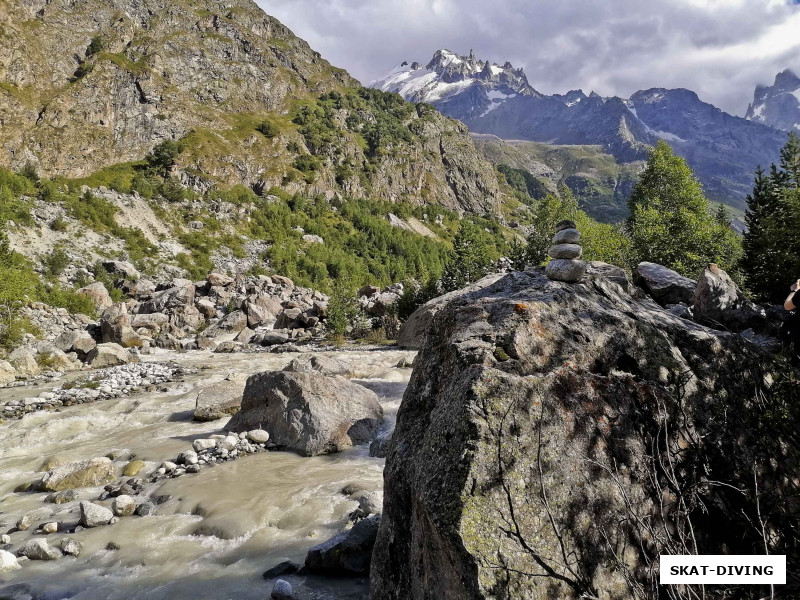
<box><xmin>257</xmin><ymin>0</ymin><xmax>800</xmax><ymax>115</ymax></box>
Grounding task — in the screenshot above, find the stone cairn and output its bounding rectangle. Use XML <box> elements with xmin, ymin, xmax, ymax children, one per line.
<box><xmin>545</xmin><ymin>220</ymin><xmax>587</xmax><ymax>283</ymax></box>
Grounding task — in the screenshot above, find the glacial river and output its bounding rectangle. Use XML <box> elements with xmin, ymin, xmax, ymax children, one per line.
<box><xmin>0</xmin><ymin>348</ymin><xmax>414</xmax><ymax>600</ymax></box>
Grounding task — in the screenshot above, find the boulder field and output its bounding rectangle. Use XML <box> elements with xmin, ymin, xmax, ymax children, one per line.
<box><xmin>372</xmin><ymin>266</ymin><xmax>799</xmax><ymax>599</ymax></box>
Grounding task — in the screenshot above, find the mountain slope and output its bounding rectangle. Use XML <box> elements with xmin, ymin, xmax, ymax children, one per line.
<box><xmin>0</xmin><ymin>1</ymin><xmax>501</xmax><ymax>216</ymax></box>
<box><xmin>745</xmin><ymin>69</ymin><xmax>800</xmax><ymax>133</ymax></box>
<box><xmin>373</xmin><ymin>50</ymin><xmax>789</xmax><ymax>211</ymax></box>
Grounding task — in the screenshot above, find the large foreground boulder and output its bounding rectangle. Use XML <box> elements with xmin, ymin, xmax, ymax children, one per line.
<box><xmin>36</xmin><ymin>457</ymin><xmax>117</xmax><ymax>491</ymax></box>
<box><xmin>633</xmin><ymin>261</ymin><xmax>696</xmax><ymax>306</ymax></box>
<box><xmin>372</xmin><ymin>268</ymin><xmax>799</xmax><ymax>600</ymax></box>
<box><xmin>194</xmin><ymin>373</ymin><xmax>248</xmax><ymax>421</ymax></box>
<box><xmin>225</xmin><ymin>372</ymin><xmax>383</xmax><ymax>456</ymax></box>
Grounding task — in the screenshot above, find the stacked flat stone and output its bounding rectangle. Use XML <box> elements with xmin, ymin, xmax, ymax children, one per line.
<box><xmin>545</xmin><ymin>220</ymin><xmax>587</xmax><ymax>283</ymax></box>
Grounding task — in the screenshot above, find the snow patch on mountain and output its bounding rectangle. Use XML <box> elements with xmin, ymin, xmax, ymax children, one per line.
<box><xmin>480</xmin><ymin>90</ymin><xmax>516</xmax><ymax>116</ymax></box>
<box><xmin>653</xmin><ymin>130</ymin><xmax>687</xmax><ymax>143</ymax></box>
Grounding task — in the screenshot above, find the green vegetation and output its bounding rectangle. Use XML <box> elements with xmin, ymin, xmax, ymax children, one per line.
<box><xmin>87</xmin><ymin>35</ymin><xmax>103</xmax><ymax>57</ymax></box>
<box><xmin>475</xmin><ymin>138</ymin><xmax>642</xmax><ymax>223</ymax></box>
<box><xmin>440</xmin><ymin>221</ymin><xmax>494</xmax><ymax>292</ymax></box>
<box><xmin>326</xmin><ymin>276</ymin><xmax>360</xmax><ymax>339</ymax></box>
<box><xmin>627</xmin><ymin>141</ymin><xmax>741</xmax><ymax>278</ymax></box>
<box><xmin>246</xmin><ymin>192</ymin><xmax>468</xmax><ymax>290</ymax></box>
<box><xmin>498</xmin><ymin>164</ymin><xmax>548</xmax><ymax>202</ymax></box>
<box><xmin>146</xmin><ymin>140</ymin><xmax>183</xmax><ymax>177</ymax></box>
<box><xmin>518</xmin><ymin>189</ymin><xmax>632</xmax><ymax>270</ymax></box>
<box><xmin>256</xmin><ymin>119</ymin><xmax>279</xmax><ymax>138</ymax></box>
<box><xmin>740</xmin><ymin>133</ymin><xmax>800</xmax><ymax>302</ymax></box>
<box><xmin>0</xmin><ymin>167</ymin><xmax>36</xmax><ymax>224</ymax></box>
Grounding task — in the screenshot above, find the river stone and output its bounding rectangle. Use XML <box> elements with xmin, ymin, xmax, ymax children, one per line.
<box><xmin>122</xmin><ymin>460</ymin><xmax>145</xmax><ymax>477</ymax></box>
<box><xmin>586</xmin><ymin>261</ymin><xmax>632</xmax><ymax>292</ymax></box>
<box><xmin>61</xmin><ymin>538</ymin><xmax>83</xmax><ymax>557</ymax></box>
<box><xmin>80</xmin><ymin>501</ymin><xmax>114</xmax><ymax>527</ymax></box>
<box><xmin>0</xmin><ymin>550</ymin><xmax>20</xmax><ymax>571</ymax></box>
<box><xmin>135</xmin><ymin>502</ymin><xmax>156</xmax><ymax>517</ymax></box>
<box><xmin>304</xmin><ymin>514</ymin><xmax>380</xmax><ymax>575</ymax></box>
<box><xmin>42</xmin><ymin>522</ymin><xmax>58</xmax><ymax>534</ymax></box>
<box><xmin>112</xmin><ymin>495</ymin><xmax>136</xmax><ymax>517</ymax></box>
<box><xmin>85</xmin><ymin>343</ymin><xmax>135</xmax><ymax>368</ymax></box>
<box><xmin>545</xmin><ymin>258</ymin><xmax>586</xmax><ymax>283</ymax></box>
<box><xmin>18</xmin><ymin>539</ymin><xmax>60</xmax><ymax>561</ymax></box>
<box><xmin>37</xmin><ymin>457</ymin><xmax>116</xmax><ymax>491</ymax></box>
<box><xmin>247</xmin><ymin>429</ymin><xmax>270</xmax><ymax>444</ymax></box>
<box><xmin>369</xmin><ymin>431</ymin><xmax>392</xmax><ymax>458</ymax></box>
<box><xmin>282</xmin><ymin>354</ymin><xmax>353</xmax><ymax>377</ymax></box>
<box><xmin>633</xmin><ymin>261</ymin><xmax>696</xmax><ymax>306</ymax></box>
<box><xmin>552</xmin><ymin>227</ymin><xmax>581</xmax><ymax>244</ymax></box>
<box><xmin>45</xmin><ymin>489</ymin><xmax>79</xmax><ymax>504</ymax></box>
<box><xmin>0</xmin><ymin>360</ymin><xmax>17</xmax><ymax>386</ymax></box>
<box><xmin>555</xmin><ymin>219</ymin><xmax>577</xmax><ymax>232</ymax></box>
<box><xmin>193</xmin><ymin>373</ymin><xmax>248</xmax><ymax>421</ymax></box>
<box><xmin>548</xmin><ymin>243</ymin><xmax>582</xmax><ymax>259</ymax></box>
<box><xmin>371</xmin><ymin>268</ymin><xmax>798</xmax><ymax>599</ymax></box>
<box><xmin>225</xmin><ymin>372</ymin><xmax>383</xmax><ymax>457</ymax></box>
<box><xmin>192</xmin><ymin>438</ymin><xmax>217</xmax><ymax>452</ymax></box>
<box><xmin>0</xmin><ymin>534</ymin><xmax>10</xmax><ymax>545</ymax></box>
<box><xmin>16</xmin><ymin>515</ymin><xmax>33</xmax><ymax>531</ymax></box>
<box><xmin>271</xmin><ymin>579</ymin><xmax>295</xmax><ymax>600</ymax></box>
<box><xmin>263</xmin><ymin>560</ymin><xmax>300</xmax><ymax>579</ymax></box>
<box><xmin>8</xmin><ymin>348</ymin><xmax>39</xmax><ymax>377</ymax></box>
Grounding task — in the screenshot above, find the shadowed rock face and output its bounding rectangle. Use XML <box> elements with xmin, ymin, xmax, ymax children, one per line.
<box><xmin>371</xmin><ymin>268</ymin><xmax>799</xmax><ymax>599</ymax></box>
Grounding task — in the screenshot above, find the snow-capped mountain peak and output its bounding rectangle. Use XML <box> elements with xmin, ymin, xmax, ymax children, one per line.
<box><xmin>370</xmin><ymin>49</ymin><xmax>539</xmax><ymax>105</ymax></box>
<box><xmin>745</xmin><ymin>69</ymin><xmax>800</xmax><ymax>132</ymax></box>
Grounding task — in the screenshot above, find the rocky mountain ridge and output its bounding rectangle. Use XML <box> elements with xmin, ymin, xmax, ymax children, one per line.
<box><xmin>745</xmin><ymin>68</ymin><xmax>800</xmax><ymax>133</ymax></box>
<box><xmin>373</xmin><ymin>50</ymin><xmax>791</xmax><ymax>211</ymax></box>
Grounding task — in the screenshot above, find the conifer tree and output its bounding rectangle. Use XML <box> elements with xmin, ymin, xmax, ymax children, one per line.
<box><xmin>740</xmin><ymin>133</ymin><xmax>800</xmax><ymax>302</ymax></box>
<box><xmin>440</xmin><ymin>221</ymin><xmax>492</xmax><ymax>292</ymax></box>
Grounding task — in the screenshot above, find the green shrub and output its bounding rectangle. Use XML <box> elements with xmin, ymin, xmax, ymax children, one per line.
<box><xmin>146</xmin><ymin>140</ymin><xmax>183</xmax><ymax>176</ymax></box>
<box><xmin>87</xmin><ymin>35</ymin><xmax>103</xmax><ymax>56</ymax></box>
<box><xmin>72</xmin><ymin>62</ymin><xmax>94</xmax><ymax>81</ymax></box>
<box><xmin>37</xmin><ymin>285</ymin><xmax>97</xmax><ymax>318</ymax></box>
<box><xmin>256</xmin><ymin>120</ymin><xmax>279</xmax><ymax>138</ymax></box>
<box><xmin>159</xmin><ymin>177</ymin><xmax>185</xmax><ymax>202</ymax></box>
<box><xmin>43</xmin><ymin>248</ymin><xmax>70</xmax><ymax>278</ymax></box>
<box><xmin>50</xmin><ymin>217</ymin><xmax>68</xmax><ymax>232</ymax></box>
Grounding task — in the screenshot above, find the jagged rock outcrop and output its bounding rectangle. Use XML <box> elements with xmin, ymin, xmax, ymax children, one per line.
<box><xmin>745</xmin><ymin>69</ymin><xmax>800</xmax><ymax>133</ymax></box>
<box><xmin>372</xmin><ymin>268</ymin><xmax>799</xmax><ymax>599</ymax></box>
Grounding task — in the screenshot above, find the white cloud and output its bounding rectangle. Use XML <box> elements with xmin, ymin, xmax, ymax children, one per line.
<box><xmin>257</xmin><ymin>0</ymin><xmax>800</xmax><ymax>115</ymax></box>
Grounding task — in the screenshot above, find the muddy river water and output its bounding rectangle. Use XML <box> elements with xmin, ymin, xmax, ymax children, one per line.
<box><xmin>0</xmin><ymin>348</ymin><xmax>415</xmax><ymax>600</ymax></box>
